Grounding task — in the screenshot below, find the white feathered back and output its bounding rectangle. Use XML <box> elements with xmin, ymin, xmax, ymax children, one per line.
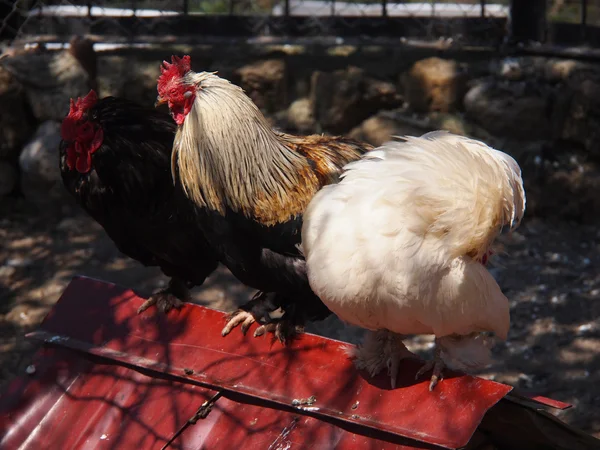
<box><xmin>301</xmin><ymin>131</ymin><xmax>525</xmax><ymax>344</ymax></box>
<box><xmin>338</xmin><ymin>131</ymin><xmax>525</xmax><ymax>262</ymax></box>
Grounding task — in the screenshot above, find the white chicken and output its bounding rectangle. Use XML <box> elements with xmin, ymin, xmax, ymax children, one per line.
<box><xmin>300</xmin><ymin>131</ymin><xmax>525</xmax><ymax>390</ymax></box>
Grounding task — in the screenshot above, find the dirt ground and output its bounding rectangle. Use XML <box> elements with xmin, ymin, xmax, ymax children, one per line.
<box><xmin>1</xmin><ymin>196</ymin><xmax>599</xmax><ymax>438</ymax></box>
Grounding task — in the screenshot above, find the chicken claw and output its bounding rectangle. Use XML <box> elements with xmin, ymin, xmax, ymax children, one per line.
<box><xmin>221</xmin><ymin>291</ymin><xmax>303</xmax><ymax>344</ymax></box>
<box><xmin>137</xmin><ymin>292</ymin><xmax>184</xmax><ymax>314</ymax></box>
<box><xmin>415</xmin><ymin>345</ymin><xmax>446</xmax><ymax>391</ymax></box>
<box><xmin>222</xmin><ymin>310</ymin><xmax>302</xmax><ymax>344</ymax></box>
<box><xmin>354</xmin><ymin>330</ymin><xmax>417</xmax><ymax>389</ymax></box>
<box><xmin>221</xmin><ymin>311</ymin><xmax>256</xmax><ymax>336</ymax></box>
<box><xmin>137</xmin><ymin>278</ymin><xmax>190</xmax><ymax>315</ymax></box>
<box><xmin>253</xmin><ymin>321</ymin><xmax>304</xmax><ymax>344</ymax></box>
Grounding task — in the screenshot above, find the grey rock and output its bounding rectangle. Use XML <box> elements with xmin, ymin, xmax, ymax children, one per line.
<box><xmin>19</xmin><ymin>121</ymin><xmax>71</xmax><ymax>212</ymax></box>
<box><xmin>311</xmin><ymin>66</ymin><xmax>402</xmax><ymax>134</ymax></box>
<box><xmin>286</xmin><ymin>98</ymin><xmax>316</xmax><ymax>133</ymax></box>
<box><xmin>402</xmin><ymin>57</ymin><xmax>469</xmax><ymax>113</ymax></box>
<box><xmin>235</xmin><ymin>59</ymin><xmax>288</xmax><ymax>113</ymax></box>
<box><xmin>464</xmin><ymin>79</ymin><xmax>553</xmax><ymax>141</ymax></box>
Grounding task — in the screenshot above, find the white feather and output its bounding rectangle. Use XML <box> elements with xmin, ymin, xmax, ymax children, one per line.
<box><xmin>301</xmin><ymin>131</ymin><xmax>525</xmax><ymax>371</ymax></box>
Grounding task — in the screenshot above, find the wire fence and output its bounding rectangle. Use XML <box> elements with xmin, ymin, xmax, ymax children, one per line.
<box><xmin>1</xmin><ymin>0</ymin><xmax>599</xmax><ymax>48</ymax></box>
<box><xmin>546</xmin><ymin>0</ymin><xmax>600</xmax><ymax>46</ymax></box>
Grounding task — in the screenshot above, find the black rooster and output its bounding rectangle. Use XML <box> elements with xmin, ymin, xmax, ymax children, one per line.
<box><xmin>59</xmin><ymin>90</ymin><xmax>218</xmax><ymax>313</ymax></box>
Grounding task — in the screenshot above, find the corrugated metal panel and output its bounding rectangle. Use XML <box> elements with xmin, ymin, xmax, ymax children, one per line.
<box><xmin>1</xmin><ymin>347</ymin><xmax>438</xmax><ymax>450</ymax></box>
<box><xmin>0</xmin><ymin>276</ymin><xmax>596</xmax><ymax>450</ymax></box>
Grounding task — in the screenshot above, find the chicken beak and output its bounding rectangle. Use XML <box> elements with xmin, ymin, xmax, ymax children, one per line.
<box><xmin>155</xmin><ymin>96</ymin><xmax>166</xmax><ymax>108</ymax></box>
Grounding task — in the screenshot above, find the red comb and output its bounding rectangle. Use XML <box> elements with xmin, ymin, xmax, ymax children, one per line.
<box><xmin>160</xmin><ymin>55</ymin><xmax>191</xmax><ymax>75</ymax></box>
<box><xmin>77</xmin><ymin>89</ymin><xmax>98</xmax><ymax>113</ymax></box>
<box><xmin>61</xmin><ymin>90</ymin><xmax>98</xmax><ymax>141</ymax></box>
<box><xmin>69</xmin><ymin>90</ymin><xmax>98</xmax><ymax>120</ymax></box>
<box><xmin>157</xmin><ymin>55</ymin><xmax>191</xmax><ymax>96</ymax></box>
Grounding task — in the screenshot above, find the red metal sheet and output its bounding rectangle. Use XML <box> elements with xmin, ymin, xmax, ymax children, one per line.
<box><xmin>0</xmin><ymin>347</ymin><xmax>217</xmax><ymax>449</ymax></box>
<box><xmin>0</xmin><ymin>276</ymin><xmax>578</xmax><ymax>450</ymax></box>
<box><xmin>14</xmin><ymin>276</ymin><xmax>517</xmax><ymax>449</ymax></box>
<box><xmin>1</xmin><ymin>347</ymin><xmax>436</xmax><ymax>450</ymax></box>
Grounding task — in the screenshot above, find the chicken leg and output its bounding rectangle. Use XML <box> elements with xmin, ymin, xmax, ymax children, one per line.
<box><xmin>353</xmin><ymin>330</ymin><xmax>419</xmax><ymax>389</ymax></box>
<box><xmin>415</xmin><ymin>339</ymin><xmax>446</xmax><ymax>391</ymax></box>
<box><xmin>221</xmin><ymin>291</ymin><xmax>303</xmax><ymax>343</ymax></box>
<box><xmin>416</xmin><ymin>332</ymin><xmax>495</xmax><ymax>391</ymax></box>
<box><xmin>137</xmin><ymin>277</ymin><xmax>192</xmax><ymax>314</ymax></box>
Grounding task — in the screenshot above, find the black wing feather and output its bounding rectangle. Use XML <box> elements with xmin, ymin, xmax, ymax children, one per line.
<box><xmin>59</xmin><ymin>96</ymin><xmax>218</xmax><ymax>287</ymax></box>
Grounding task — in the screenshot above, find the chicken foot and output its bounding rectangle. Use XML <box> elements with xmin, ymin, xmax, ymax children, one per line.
<box><xmin>353</xmin><ymin>330</ymin><xmax>419</xmax><ymax>389</ymax></box>
<box><xmin>415</xmin><ymin>339</ymin><xmax>446</xmax><ymax>391</ymax></box>
<box><xmin>137</xmin><ymin>277</ymin><xmax>192</xmax><ymax>314</ymax></box>
<box><xmin>221</xmin><ymin>291</ymin><xmax>303</xmax><ymax>344</ymax></box>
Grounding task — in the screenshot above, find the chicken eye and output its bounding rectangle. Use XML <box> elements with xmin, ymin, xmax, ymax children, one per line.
<box><xmin>77</xmin><ymin>122</ymin><xmax>94</xmax><ymax>140</ymax></box>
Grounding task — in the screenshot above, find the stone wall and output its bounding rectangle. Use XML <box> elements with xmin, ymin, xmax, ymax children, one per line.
<box><xmin>2</xmin><ymin>42</ymin><xmax>600</xmax><ymax>222</ymax></box>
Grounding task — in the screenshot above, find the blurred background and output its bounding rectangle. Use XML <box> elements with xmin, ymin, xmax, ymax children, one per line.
<box><xmin>0</xmin><ymin>0</ymin><xmax>599</xmax><ymax>437</ymax></box>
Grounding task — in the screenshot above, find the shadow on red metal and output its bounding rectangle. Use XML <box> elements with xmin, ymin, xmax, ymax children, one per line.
<box><xmin>0</xmin><ymin>276</ymin><xmax>598</xmax><ymax>450</ymax></box>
